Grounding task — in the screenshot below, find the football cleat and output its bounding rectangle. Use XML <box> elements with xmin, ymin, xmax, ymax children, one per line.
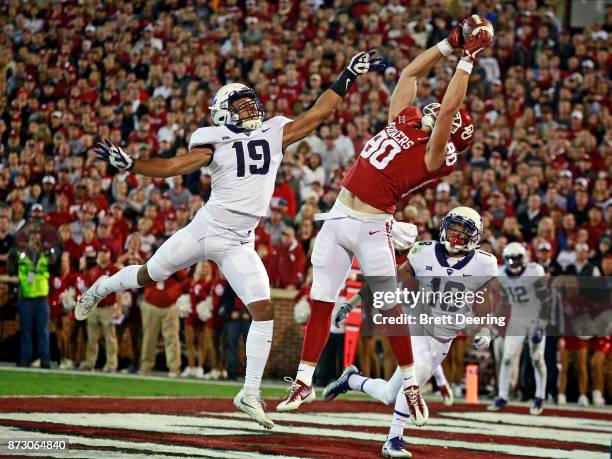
<box><xmin>233</xmin><ymin>389</ymin><xmax>274</xmax><ymax>429</ymax></box>
<box><xmin>382</xmin><ymin>437</ymin><xmax>413</xmax><ymax>458</ymax></box>
<box><xmin>439</xmin><ymin>383</ymin><xmax>454</xmax><ymax>406</ymax></box>
<box><xmin>276</xmin><ymin>377</ymin><xmax>315</xmax><ymax>412</ymax></box>
<box><xmin>322</xmin><ymin>365</ymin><xmax>360</xmax><ymax>402</ymax></box>
<box><xmin>530</xmin><ymin>397</ymin><xmax>544</xmax><ymax>415</ymax></box>
<box><xmin>557</xmin><ymin>393</ymin><xmax>567</xmax><ymax>405</ymax></box>
<box><xmin>74</xmin><ymin>275</ymin><xmax>109</xmax><ymax>321</ymax></box>
<box><xmin>404</xmin><ymin>385</ymin><xmax>428</xmax><ymax>427</ymax></box>
<box><xmin>487</xmin><ymin>397</ymin><xmax>508</xmax><ymax>411</ymax></box>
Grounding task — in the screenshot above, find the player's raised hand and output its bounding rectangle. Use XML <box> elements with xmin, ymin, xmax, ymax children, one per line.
<box><xmin>462</xmin><ymin>30</ymin><xmax>494</xmax><ymax>63</ymax></box>
<box><xmin>346</xmin><ymin>50</ymin><xmax>385</xmax><ymax>76</ymax></box>
<box><xmin>95</xmin><ymin>138</ymin><xmax>134</xmax><ymax>171</ymax></box>
<box><xmin>446</xmin><ymin>20</ymin><xmax>466</xmax><ymax>49</ymax></box>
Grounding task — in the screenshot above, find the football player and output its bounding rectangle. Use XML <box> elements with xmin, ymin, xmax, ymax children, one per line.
<box><xmin>324</xmin><ymin>207</ymin><xmax>498</xmax><ymax>458</ymax></box>
<box><xmin>277</xmin><ymin>21</ymin><xmax>493</xmax><ymax>423</ymax></box>
<box><xmin>75</xmin><ymin>51</ymin><xmax>384</xmax><ymax>429</ymax></box>
<box><xmin>488</xmin><ymin>242</ymin><xmax>550</xmax><ymax>415</ymax></box>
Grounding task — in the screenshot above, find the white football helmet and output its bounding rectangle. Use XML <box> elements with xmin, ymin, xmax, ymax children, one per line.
<box><xmin>439</xmin><ymin>206</ymin><xmax>483</xmax><ymax>254</ymax></box>
<box><xmin>209</xmin><ymin>83</ymin><xmax>265</xmax><ymax>131</ymax></box>
<box><xmin>503</xmin><ymin>242</ymin><xmax>528</xmax><ymax>274</ymax></box>
<box><xmin>421</xmin><ymin>102</ymin><xmax>462</xmax><ymax>134</ymax></box>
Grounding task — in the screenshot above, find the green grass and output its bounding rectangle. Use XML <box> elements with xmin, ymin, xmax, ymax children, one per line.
<box><xmin>0</xmin><ymin>368</ymin><xmax>369</xmax><ymax>400</ymax></box>
<box><xmin>0</xmin><ymin>369</ymin><xmax>287</xmax><ymax>398</ymax></box>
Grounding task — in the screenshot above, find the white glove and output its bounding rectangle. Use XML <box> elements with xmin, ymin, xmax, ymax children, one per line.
<box><xmin>391</xmin><ymin>222</ymin><xmax>418</xmax><ymax>251</ymax></box>
<box><xmin>95</xmin><ymin>139</ymin><xmax>134</xmax><ymax>172</ymax></box>
<box><xmin>473</xmin><ymin>327</ymin><xmax>491</xmax><ymax>351</ymax></box>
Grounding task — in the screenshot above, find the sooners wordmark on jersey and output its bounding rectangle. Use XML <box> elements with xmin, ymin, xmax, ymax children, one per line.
<box><xmin>342</xmin><ymin>106</ymin><xmax>458</xmax><ymax>214</ymax></box>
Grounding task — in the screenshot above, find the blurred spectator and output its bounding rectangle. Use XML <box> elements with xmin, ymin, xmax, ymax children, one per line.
<box><xmin>139</xmin><ymin>268</ymin><xmax>188</xmax><ymax>378</ymax></box>
<box><xmin>270</xmin><ymin>227</ymin><xmax>306</xmax><ymax>289</ymax></box>
<box><xmin>221</xmin><ymin>285</ymin><xmax>250</xmax><ymax>381</ymax></box>
<box><xmin>0</xmin><ymin>212</ymin><xmax>15</xmax><ymax>274</ymax></box>
<box><xmin>80</xmin><ymin>246</ymin><xmax>119</xmax><ymax>372</ymax></box>
<box><xmin>264</xmin><ymin>203</ymin><xmax>287</xmax><ymax>246</ymax></box>
<box><xmin>567</xmin><ymin>243</ymin><xmax>601</xmax><ymax>276</ymax></box>
<box><xmin>8</xmin><ymin>227</ymin><xmax>59</xmax><ymax>368</ymax></box>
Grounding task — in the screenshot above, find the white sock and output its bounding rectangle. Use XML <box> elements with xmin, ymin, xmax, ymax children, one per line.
<box><xmin>96</xmin><ymin>264</ymin><xmax>141</xmax><ymax>297</ymax></box>
<box><xmin>349</xmin><ymin>367</ymin><xmax>403</xmax><ymax>405</ymax></box>
<box><xmin>244</xmin><ymin>319</ymin><xmax>273</xmax><ymax>393</ymax></box>
<box><xmin>388</xmin><ymin>396</ymin><xmax>410</xmax><ymax>440</ymax></box>
<box><xmin>400</xmin><ymin>364</ymin><xmax>416</xmax><ymax>389</ymax></box>
<box><xmin>532</xmin><ymin>357</ymin><xmax>547</xmax><ymax>400</ymax></box>
<box><xmin>432</xmin><ymin>365</ymin><xmax>448</xmax><ymax>387</ymax></box>
<box><xmin>498</xmin><ymin>358</ymin><xmax>513</xmax><ymax>400</ymax></box>
<box><xmin>296</xmin><ymin>362</ymin><xmax>315</xmax><ymax>386</ymax></box>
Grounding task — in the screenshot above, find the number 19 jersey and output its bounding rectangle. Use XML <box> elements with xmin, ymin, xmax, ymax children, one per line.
<box><xmin>188</xmin><ymin>116</ymin><xmax>292</xmax><ymax>218</ymax></box>
<box><xmin>341</xmin><ymin>106</ymin><xmax>458</xmax><ymax>214</ymax></box>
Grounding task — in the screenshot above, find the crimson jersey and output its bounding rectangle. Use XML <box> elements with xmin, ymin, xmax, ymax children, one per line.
<box><xmin>342</xmin><ymin>106</ymin><xmax>458</xmax><ymax>213</ymax></box>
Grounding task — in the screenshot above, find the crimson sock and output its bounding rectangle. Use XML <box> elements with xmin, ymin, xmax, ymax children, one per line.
<box><xmin>388</xmin><ymin>334</ymin><xmax>414</xmax><ymax>366</ymax></box>
<box><xmin>300</xmin><ymin>300</ymin><xmax>335</xmax><ymax>363</ymax></box>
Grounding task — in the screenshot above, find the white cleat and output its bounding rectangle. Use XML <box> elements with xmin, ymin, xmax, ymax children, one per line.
<box><xmin>74</xmin><ymin>275</ymin><xmax>108</xmax><ymax>321</ymax></box>
<box><xmin>557</xmin><ymin>393</ymin><xmax>567</xmax><ymax>405</ymax></box>
<box><xmin>233</xmin><ymin>389</ymin><xmax>274</xmax><ymax>430</ymax></box>
<box><xmin>382</xmin><ymin>437</ymin><xmax>413</xmax><ymax>458</ymax></box>
<box><xmin>193</xmin><ymin>367</ymin><xmax>204</xmax><ymax>378</ymax></box>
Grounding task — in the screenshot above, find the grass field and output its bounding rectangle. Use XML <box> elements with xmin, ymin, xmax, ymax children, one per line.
<box><xmin>0</xmin><ymin>368</ymin><xmax>291</xmax><ymax>398</ymax></box>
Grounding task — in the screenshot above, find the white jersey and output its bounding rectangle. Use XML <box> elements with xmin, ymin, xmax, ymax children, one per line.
<box><xmin>498</xmin><ymin>261</ymin><xmax>547</xmax><ymax>332</ymax></box>
<box><xmin>188</xmin><ymin>116</ymin><xmax>292</xmax><ymax>227</ymax></box>
<box><xmin>407</xmin><ymin>241</ymin><xmax>498</xmax><ymax>339</ymax></box>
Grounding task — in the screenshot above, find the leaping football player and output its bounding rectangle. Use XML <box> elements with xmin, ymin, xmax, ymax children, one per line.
<box><xmin>277</xmin><ymin>19</ymin><xmax>493</xmax><ymax>430</ymax></box>
<box><xmin>75</xmin><ymin>51</ymin><xmax>384</xmax><ymax>430</ymax></box>
<box><xmin>325</xmin><ymin>207</ymin><xmax>499</xmax><ymax>458</ymax></box>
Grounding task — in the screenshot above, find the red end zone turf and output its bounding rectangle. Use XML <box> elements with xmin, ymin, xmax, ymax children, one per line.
<box><xmin>0</xmin><ymin>397</ymin><xmax>609</xmax><ymax>458</ymax></box>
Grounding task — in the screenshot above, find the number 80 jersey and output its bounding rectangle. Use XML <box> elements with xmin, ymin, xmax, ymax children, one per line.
<box><xmin>188</xmin><ymin>116</ymin><xmax>292</xmax><ymax>217</ymax></box>
<box><xmin>341</xmin><ymin>106</ymin><xmax>457</xmax><ymax>214</ymax></box>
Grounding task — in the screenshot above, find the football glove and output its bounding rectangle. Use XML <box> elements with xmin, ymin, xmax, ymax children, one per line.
<box><xmin>531</xmin><ymin>319</ymin><xmax>547</xmax><ymax>344</ymax></box>
<box><xmin>333</xmin><ymin>302</ymin><xmax>353</xmax><ymax>328</ymax></box>
<box><xmin>461</xmin><ymin>30</ymin><xmax>493</xmax><ymax>63</ymax></box>
<box><xmin>346</xmin><ymin>50</ymin><xmax>385</xmax><ymax>76</ymax></box>
<box><xmin>95</xmin><ymin>138</ymin><xmax>134</xmax><ymax>171</ymax></box>
<box><xmin>473</xmin><ymin>327</ymin><xmax>491</xmax><ymax>351</ymax></box>
<box><xmin>437</xmin><ymin>20</ymin><xmax>466</xmax><ymax>56</ymax></box>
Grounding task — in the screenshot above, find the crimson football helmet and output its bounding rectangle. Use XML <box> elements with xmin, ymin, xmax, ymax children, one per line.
<box><xmin>450</xmin><ymin>109</ymin><xmax>474</xmax><ymax>152</ymax></box>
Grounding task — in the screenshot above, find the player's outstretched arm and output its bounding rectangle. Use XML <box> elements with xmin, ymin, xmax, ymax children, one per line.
<box><xmin>425</xmin><ymin>30</ymin><xmax>492</xmax><ymax>171</ymax></box>
<box><xmin>388</xmin><ymin>21</ymin><xmax>464</xmax><ymax>122</ymax></box>
<box><xmin>95</xmin><ymin>139</ymin><xmax>213</xmax><ymax>178</ymax></box>
<box><xmin>282</xmin><ymin>51</ymin><xmax>384</xmax><ymax>149</ymax></box>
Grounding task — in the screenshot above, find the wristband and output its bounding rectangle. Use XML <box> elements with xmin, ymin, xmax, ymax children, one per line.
<box><xmin>457</xmin><ymin>59</ymin><xmax>473</xmax><ymax>75</ymax></box>
<box><xmin>436</xmin><ymin>39</ymin><xmax>454</xmax><ymax>57</ymax></box>
<box><xmin>331</xmin><ymin>68</ymin><xmax>357</xmax><ymax>98</ymax></box>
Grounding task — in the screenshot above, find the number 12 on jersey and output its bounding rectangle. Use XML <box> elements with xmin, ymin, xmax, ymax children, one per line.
<box><xmin>233</xmin><ymin>140</ymin><xmax>271</xmax><ymax>177</ymax></box>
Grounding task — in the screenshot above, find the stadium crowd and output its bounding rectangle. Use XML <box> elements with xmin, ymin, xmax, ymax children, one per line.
<box><xmin>0</xmin><ymin>0</ymin><xmax>610</xmax><ymax>405</ymax></box>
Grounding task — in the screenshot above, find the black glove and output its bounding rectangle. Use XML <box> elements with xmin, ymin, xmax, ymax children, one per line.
<box><xmin>346</xmin><ymin>50</ymin><xmax>386</xmax><ymax>76</ymax></box>
<box><xmin>333</xmin><ymin>302</ymin><xmax>353</xmax><ymax>328</ymax></box>
<box><xmin>95</xmin><ymin>139</ymin><xmax>134</xmax><ymax>171</ymax></box>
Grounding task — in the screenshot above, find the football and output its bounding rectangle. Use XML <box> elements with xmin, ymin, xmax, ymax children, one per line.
<box><xmin>462</xmin><ymin>14</ymin><xmax>495</xmax><ymax>41</ymax></box>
